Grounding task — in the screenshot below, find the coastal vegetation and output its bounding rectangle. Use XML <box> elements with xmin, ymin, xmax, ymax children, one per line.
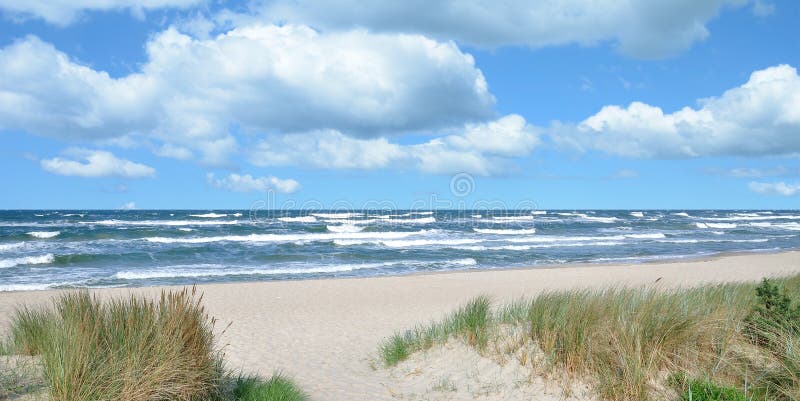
<box><xmin>381</xmin><ymin>275</ymin><xmax>800</xmax><ymax>401</ymax></box>
<box><xmin>0</xmin><ymin>288</ymin><xmax>305</xmax><ymax>401</ymax></box>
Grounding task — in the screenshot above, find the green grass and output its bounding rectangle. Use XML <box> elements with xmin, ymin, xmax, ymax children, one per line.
<box><xmin>668</xmin><ymin>372</ymin><xmax>748</xmax><ymax>401</ymax></box>
<box><xmin>380</xmin><ymin>275</ymin><xmax>800</xmax><ymax>401</ymax></box>
<box><xmin>7</xmin><ymin>288</ymin><xmax>224</xmax><ymax>401</ymax></box>
<box><xmin>231</xmin><ymin>374</ymin><xmax>307</xmax><ymax>401</ymax></box>
<box><xmin>380</xmin><ymin>295</ymin><xmax>491</xmax><ymax>366</ymax></box>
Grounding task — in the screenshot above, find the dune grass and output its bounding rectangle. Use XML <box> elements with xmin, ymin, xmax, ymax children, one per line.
<box><xmin>7</xmin><ymin>288</ymin><xmax>224</xmax><ymax>401</ymax></box>
<box><xmin>380</xmin><ymin>295</ymin><xmax>491</xmax><ymax>366</ymax></box>
<box><xmin>380</xmin><ymin>276</ymin><xmax>800</xmax><ymax>400</ymax></box>
<box><xmin>231</xmin><ymin>374</ymin><xmax>308</xmax><ymax>401</ymax></box>
<box><xmin>3</xmin><ymin>288</ymin><xmax>307</xmax><ymax>401</ymax></box>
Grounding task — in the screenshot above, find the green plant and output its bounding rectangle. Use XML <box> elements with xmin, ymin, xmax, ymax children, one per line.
<box><xmin>667</xmin><ymin>372</ymin><xmax>748</xmax><ymax>401</ymax></box>
<box><xmin>9</xmin><ymin>288</ymin><xmax>224</xmax><ymax>401</ymax></box>
<box><xmin>380</xmin><ymin>295</ymin><xmax>491</xmax><ymax>366</ymax></box>
<box><xmin>745</xmin><ymin>279</ymin><xmax>800</xmax><ymax>345</ymax></box>
<box><xmin>232</xmin><ymin>374</ymin><xmax>307</xmax><ymax>401</ymax></box>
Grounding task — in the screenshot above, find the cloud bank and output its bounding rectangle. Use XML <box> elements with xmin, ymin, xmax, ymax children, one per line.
<box><xmin>40</xmin><ymin>148</ymin><xmax>155</xmax><ymax>178</ymax></box>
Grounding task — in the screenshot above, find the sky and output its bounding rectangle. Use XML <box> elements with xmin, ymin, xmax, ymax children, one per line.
<box><xmin>0</xmin><ymin>0</ymin><xmax>798</xmax><ymax>210</ymax></box>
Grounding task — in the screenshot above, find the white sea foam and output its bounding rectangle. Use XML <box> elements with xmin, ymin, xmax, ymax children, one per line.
<box><xmin>531</xmin><ymin>210</ymin><xmax>547</xmax><ymax>215</ymax></box>
<box><xmin>114</xmin><ymin>258</ymin><xmax>477</xmax><ymax>280</ymax></box>
<box><xmin>145</xmin><ymin>230</ymin><xmax>422</xmax><ymax>244</ymax></box>
<box><xmin>380</xmin><ymin>238</ymin><xmax>481</xmax><ymax>248</ymax></box>
<box><xmin>491</xmin><ymin>216</ymin><xmax>534</xmax><ymax>222</ymax></box>
<box><xmin>278</xmin><ymin>216</ymin><xmax>318</xmax><ymax>223</ymax></box>
<box><xmin>507</xmin><ymin>235</ymin><xmax>626</xmax><ymax>243</ymax></box>
<box><xmin>63</xmin><ymin>213</ymin><xmax>85</xmax><ymax>217</ymax></box>
<box><xmin>232</xmin><ymin>213</ymin><xmax>243</xmax><ymax>217</ymax></box>
<box><xmin>311</xmin><ymin>213</ymin><xmax>363</xmax><ymax>219</ymax></box>
<box><xmin>81</xmin><ymin>219</ymin><xmax>240</xmax><ymax>226</ymax></box>
<box><xmin>704</xmin><ymin>215</ymin><xmax>800</xmax><ymax>222</ymax></box>
<box><xmin>189</xmin><ymin>213</ymin><xmax>227</xmax><ymax>218</ymax></box>
<box><xmin>750</xmin><ymin>222</ymin><xmax>800</xmax><ymax>231</ymax></box>
<box><xmin>624</xmin><ymin>233</ymin><xmax>666</xmax><ymax>239</ymax></box>
<box><xmin>471</xmin><ymin>214</ymin><xmax>483</xmax><ymax>218</ymax></box>
<box><xmin>178</xmin><ymin>228</ymin><xmax>194</xmax><ymax>232</ymax></box>
<box><xmin>696</xmin><ymin>222</ymin><xmax>737</xmax><ymax>229</ymax></box>
<box><xmin>27</xmin><ymin>231</ymin><xmax>60</xmax><ymax>239</ymax></box>
<box><xmin>672</xmin><ymin>212</ymin><xmax>690</xmax><ymax>217</ymax></box>
<box><xmin>659</xmin><ymin>238</ymin><xmax>769</xmax><ymax>244</ymax></box>
<box><xmin>0</xmin><ymin>242</ymin><xmax>25</xmax><ymax>251</ymax></box>
<box><xmin>0</xmin><ymin>254</ymin><xmax>55</xmax><ymax>268</ymax></box>
<box><xmin>457</xmin><ymin>241</ymin><xmax>625</xmax><ymax>251</ymax></box>
<box><xmin>630</xmin><ymin>212</ymin><xmax>644</xmax><ymax>218</ymax></box>
<box><xmin>473</xmin><ymin>228</ymin><xmax>537</xmax><ymax>235</ymax></box>
<box><xmin>555</xmin><ymin>212</ymin><xmax>617</xmax><ymax>223</ymax></box>
<box><xmin>327</xmin><ymin>224</ymin><xmax>364</xmax><ymax>233</ymax></box>
<box><xmin>387</xmin><ymin>217</ymin><xmax>436</xmax><ymax>224</ymax></box>
<box><xmin>0</xmin><ymin>283</ymin><xmax>59</xmax><ymax>292</ymax></box>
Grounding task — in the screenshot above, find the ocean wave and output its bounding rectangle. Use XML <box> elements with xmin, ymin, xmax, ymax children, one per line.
<box><xmin>624</xmin><ymin>233</ymin><xmax>666</xmax><ymax>239</ymax></box>
<box><xmin>456</xmin><ymin>241</ymin><xmax>626</xmax><ymax>251</ymax></box>
<box><xmin>672</xmin><ymin>212</ymin><xmax>690</xmax><ymax>217</ymax></box>
<box><xmin>0</xmin><ymin>283</ymin><xmax>58</xmax><ymax>292</ymax></box>
<box><xmin>278</xmin><ymin>216</ymin><xmax>318</xmax><ymax>223</ymax></box>
<box><xmin>705</xmin><ymin>215</ymin><xmax>800</xmax><ymax>222</ymax></box>
<box><xmin>658</xmin><ymin>238</ymin><xmax>769</xmax><ymax>244</ymax></box>
<box><xmin>473</xmin><ymin>228</ymin><xmax>537</xmax><ymax>235</ymax></box>
<box><xmin>555</xmin><ymin>212</ymin><xmax>617</xmax><ymax>223</ymax></box>
<box><xmin>0</xmin><ymin>242</ymin><xmax>25</xmax><ymax>251</ymax></box>
<box><xmin>492</xmin><ymin>215</ymin><xmax>534</xmax><ymax>221</ymax></box>
<box><xmin>80</xmin><ymin>219</ymin><xmax>241</xmax><ymax>226</ymax></box>
<box><xmin>750</xmin><ymin>222</ymin><xmax>800</xmax><ymax>231</ymax></box>
<box><xmin>178</xmin><ymin>228</ymin><xmax>194</xmax><ymax>232</ymax></box>
<box><xmin>144</xmin><ymin>230</ymin><xmax>423</xmax><ymax>244</ymax></box>
<box><xmin>114</xmin><ymin>258</ymin><xmax>477</xmax><ymax>280</ymax></box>
<box><xmin>189</xmin><ymin>213</ymin><xmax>228</xmax><ymax>218</ymax></box>
<box><xmin>507</xmin><ymin>235</ymin><xmax>625</xmax><ymax>243</ymax></box>
<box><xmin>327</xmin><ymin>224</ymin><xmax>365</xmax><ymax>233</ymax></box>
<box><xmin>630</xmin><ymin>212</ymin><xmax>644</xmax><ymax>218</ymax></box>
<box><xmin>311</xmin><ymin>213</ymin><xmax>363</xmax><ymax>219</ymax></box>
<box><xmin>696</xmin><ymin>222</ymin><xmax>737</xmax><ymax>229</ymax></box>
<box><xmin>0</xmin><ymin>254</ymin><xmax>55</xmax><ymax>268</ymax></box>
<box><xmin>531</xmin><ymin>210</ymin><xmax>547</xmax><ymax>215</ymax></box>
<box><xmin>27</xmin><ymin>231</ymin><xmax>60</xmax><ymax>239</ymax></box>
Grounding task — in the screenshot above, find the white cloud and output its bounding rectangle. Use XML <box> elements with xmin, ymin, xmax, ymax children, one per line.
<box><xmin>153</xmin><ymin>143</ymin><xmax>193</xmax><ymax>160</ymax></box>
<box><xmin>749</xmin><ymin>181</ymin><xmax>800</xmax><ymax>196</ymax></box>
<box><xmin>553</xmin><ymin>64</ymin><xmax>800</xmax><ymax>158</ymax></box>
<box><xmin>118</xmin><ymin>201</ymin><xmax>137</xmax><ymax>210</ymax></box>
<box><xmin>752</xmin><ymin>0</ymin><xmax>775</xmax><ymax>17</ymax></box>
<box><xmin>250</xmin><ymin>114</ymin><xmax>539</xmax><ymax>176</ymax></box>
<box><xmin>207</xmin><ymin>173</ymin><xmax>301</xmax><ymax>194</ymax></box>
<box><xmin>230</xmin><ymin>0</ymin><xmax>752</xmax><ymax>58</ymax></box>
<box><xmin>0</xmin><ymin>27</ymin><xmax>493</xmax><ymax>165</ymax></box>
<box><xmin>40</xmin><ymin>148</ymin><xmax>155</xmax><ymax>178</ymax></box>
<box><xmin>0</xmin><ymin>0</ymin><xmax>203</xmax><ymax>25</ymax></box>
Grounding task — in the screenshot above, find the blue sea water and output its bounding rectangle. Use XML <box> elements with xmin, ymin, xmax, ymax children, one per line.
<box><xmin>0</xmin><ymin>209</ymin><xmax>799</xmax><ymax>291</ymax></box>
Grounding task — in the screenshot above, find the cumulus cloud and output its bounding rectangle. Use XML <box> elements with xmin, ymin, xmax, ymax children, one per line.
<box><xmin>552</xmin><ymin>64</ymin><xmax>800</xmax><ymax>158</ymax></box>
<box><xmin>207</xmin><ymin>173</ymin><xmax>301</xmax><ymax>194</ymax></box>
<box><xmin>749</xmin><ymin>182</ymin><xmax>800</xmax><ymax>196</ymax></box>
<box><xmin>0</xmin><ymin>27</ymin><xmax>492</xmax><ymax>165</ymax></box>
<box><xmin>0</xmin><ymin>0</ymin><xmax>203</xmax><ymax>25</ymax></box>
<box><xmin>227</xmin><ymin>0</ymin><xmax>752</xmax><ymax>58</ymax></box>
<box><xmin>40</xmin><ymin>148</ymin><xmax>155</xmax><ymax>178</ymax></box>
<box><xmin>249</xmin><ymin>114</ymin><xmax>539</xmax><ymax>176</ymax></box>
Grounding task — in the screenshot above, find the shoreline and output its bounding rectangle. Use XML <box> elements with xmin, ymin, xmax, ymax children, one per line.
<box><xmin>2</xmin><ymin>247</ymin><xmax>797</xmax><ymax>295</ymax></box>
<box><xmin>2</xmin><ymin>250</ymin><xmax>800</xmax><ymax>400</ymax></box>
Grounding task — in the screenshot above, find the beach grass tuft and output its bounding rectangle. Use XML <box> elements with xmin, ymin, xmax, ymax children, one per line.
<box><xmin>380</xmin><ymin>295</ymin><xmax>491</xmax><ymax>366</ymax></box>
<box><xmin>7</xmin><ymin>287</ymin><xmax>224</xmax><ymax>401</ymax></box>
<box><xmin>381</xmin><ymin>275</ymin><xmax>800</xmax><ymax>400</ymax></box>
<box><xmin>231</xmin><ymin>374</ymin><xmax>308</xmax><ymax>401</ymax></box>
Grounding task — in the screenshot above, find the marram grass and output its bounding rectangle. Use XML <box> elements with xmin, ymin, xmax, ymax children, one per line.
<box><xmin>380</xmin><ymin>275</ymin><xmax>800</xmax><ymax>401</ymax></box>
<box><xmin>9</xmin><ymin>288</ymin><xmax>224</xmax><ymax>401</ymax></box>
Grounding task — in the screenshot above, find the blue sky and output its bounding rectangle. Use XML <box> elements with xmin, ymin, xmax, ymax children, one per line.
<box><xmin>0</xmin><ymin>0</ymin><xmax>798</xmax><ymax>209</ymax></box>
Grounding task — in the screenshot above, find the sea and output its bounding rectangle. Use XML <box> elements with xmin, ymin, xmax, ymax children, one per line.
<box><xmin>1</xmin><ymin>209</ymin><xmax>799</xmax><ymax>291</ymax></box>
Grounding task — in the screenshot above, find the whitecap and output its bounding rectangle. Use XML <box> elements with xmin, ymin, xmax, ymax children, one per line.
<box><xmin>0</xmin><ymin>254</ymin><xmax>55</xmax><ymax>268</ymax></box>
<box><xmin>278</xmin><ymin>216</ymin><xmax>318</xmax><ymax>223</ymax></box>
<box><xmin>144</xmin><ymin>230</ymin><xmax>422</xmax><ymax>244</ymax></box>
<box><xmin>327</xmin><ymin>224</ymin><xmax>364</xmax><ymax>233</ymax></box>
<box><xmin>473</xmin><ymin>228</ymin><xmax>537</xmax><ymax>235</ymax></box>
<box><xmin>189</xmin><ymin>213</ymin><xmax>227</xmax><ymax>218</ymax></box>
<box><xmin>27</xmin><ymin>231</ymin><xmax>60</xmax><ymax>239</ymax></box>
<box><xmin>630</xmin><ymin>212</ymin><xmax>644</xmax><ymax>218</ymax></box>
<box><xmin>311</xmin><ymin>213</ymin><xmax>363</xmax><ymax>219</ymax></box>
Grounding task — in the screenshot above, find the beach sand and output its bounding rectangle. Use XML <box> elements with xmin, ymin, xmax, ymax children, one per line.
<box><xmin>1</xmin><ymin>250</ymin><xmax>799</xmax><ymax>400</ymax></box>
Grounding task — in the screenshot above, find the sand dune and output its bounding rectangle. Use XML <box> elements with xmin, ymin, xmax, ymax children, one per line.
<box><xmin>1</xmin><ymin>251</ymin><xmax>799</xmax><ymax>400</ymax></box>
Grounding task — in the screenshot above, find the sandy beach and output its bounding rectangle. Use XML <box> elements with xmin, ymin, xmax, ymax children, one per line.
<box><xmin>2</xmin><ymin>250</ymin><xmax>800</xmax><ymax>400</ymax></box>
